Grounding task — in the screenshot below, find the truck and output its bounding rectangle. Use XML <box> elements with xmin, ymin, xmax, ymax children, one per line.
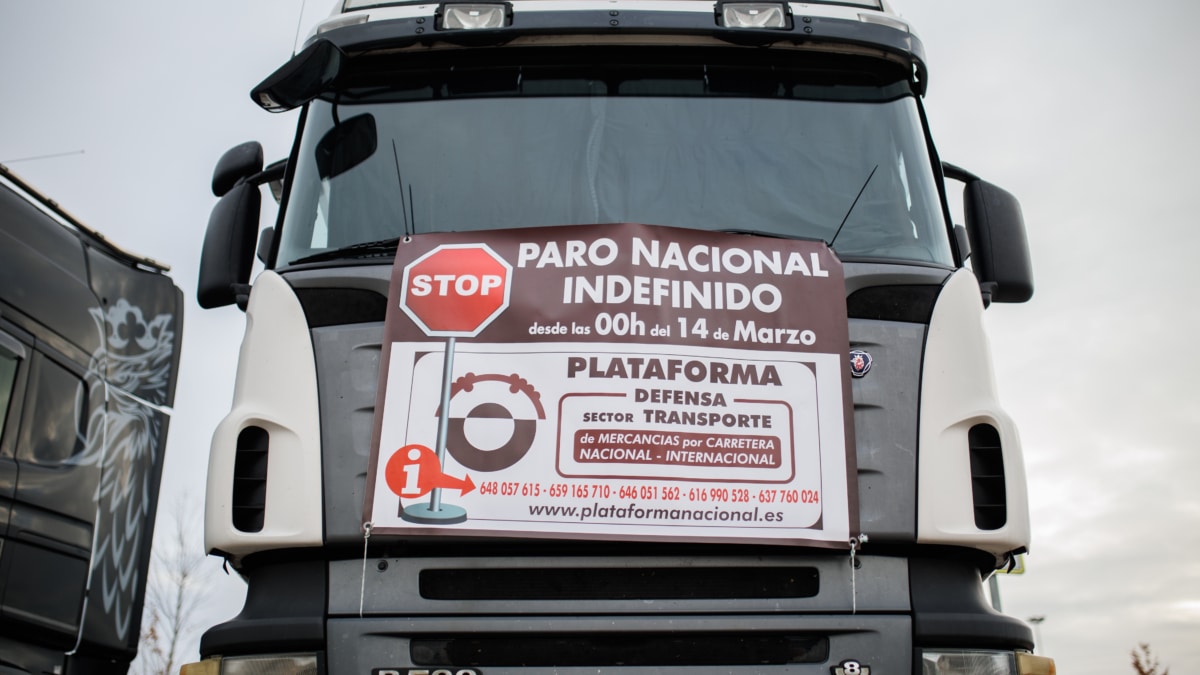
<box><xmin>188</xmin><ymin>1</ymin><xmax>1054</xmax><ymax>673</ymax></box>
<box><xmin>0</xmin><ymin>164</ymin><xmax>184</xmax><ymax>675</ymax></box>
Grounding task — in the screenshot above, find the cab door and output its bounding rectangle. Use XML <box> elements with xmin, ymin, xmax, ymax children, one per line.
<box><xmin>0</xmin><ymin>329</ymin><xmax>27</xmax><ymax>556</ymax></box>
<box><xmin>0</xmin><ymin>339</ymin><xmax>99</xmax><ymax>651</ymax></box>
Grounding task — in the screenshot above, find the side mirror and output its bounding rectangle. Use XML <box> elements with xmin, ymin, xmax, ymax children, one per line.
<box><xmin>943</xmin><ymin>163</ymin><xmax>1034</xmax><ymax>304</ymax></box>
<box><xmin>212</xmin><ymin>141</ymin><xmax>264</xmax><ymax>197</ymax></box>
<box><xmin>197</xmin><ymin>182</ymin><xmax>261</xmax><ymax>309</ymax></box>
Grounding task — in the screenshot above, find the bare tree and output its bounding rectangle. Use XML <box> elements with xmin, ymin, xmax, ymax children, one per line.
<box><xmin>1131</xmin><ymin>643</ymin><xmax>1170</xmax><ymax>675</ymax></box>
<box><xmin>132</xmin><ymin>498</ymin><xmax>205</xmax><ymax>675</ymax></box>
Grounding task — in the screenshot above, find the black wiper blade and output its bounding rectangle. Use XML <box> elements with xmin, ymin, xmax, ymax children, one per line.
<box><xmin>290</xmin><ymin>236</ymin><xmax>401</xmax><ymax>265</ymax></box>
<box><xmin>719</xmin><ymin>228</ymin><xmax>827</xmax><ymax>244</ymax></box>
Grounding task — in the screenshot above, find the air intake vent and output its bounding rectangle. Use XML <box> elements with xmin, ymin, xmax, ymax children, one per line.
<box><xmin>420</xmin><ymin>566</ymin><xmax>819</xmax><ymax>600</ymax></box>
<box><xmin>846</xmin><ymin>284</ymin><xmax>940</xmax><ymax>323</ymax></box>
<box><xmin>232</xmin><ymin>426</ymin><xmax>269</xmax><ymax>532</ymax></box>
<box><xmin>295</xmin><ymin>287</ymin><xmax>388</xmax><ymax>327</ymax></box>
<box><xmin>968</xmin><ymin>424</ymin><xmax>1006</xmax><ymax>530</ymax></box>
<box><xmin>411</xmin><ymin>633</ymin><xmax>828</xmax><ymax>667</ymax></box>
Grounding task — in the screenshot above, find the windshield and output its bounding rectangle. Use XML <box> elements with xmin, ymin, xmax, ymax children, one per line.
<box><xmin>277</xmin><ymin>58</ymin><xmax>952</xmax><ymax>268</ymax></box>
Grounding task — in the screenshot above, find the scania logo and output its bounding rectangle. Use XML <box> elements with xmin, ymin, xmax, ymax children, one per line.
<box><xmin>848</xmin><ymin>350</ymin><xmax>873</xmax><ymax>378</ymax></box>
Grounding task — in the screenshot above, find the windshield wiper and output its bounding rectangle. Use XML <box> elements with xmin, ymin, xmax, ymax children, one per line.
<box><xmin>719</xmin><ymin>228</ymin><xmax>827</xmax><ymax>243</ymax></box>
<box><xmin>290</xmin><ymin>236</ymin><xmax>402</xmax><ymax>265</ymax></box>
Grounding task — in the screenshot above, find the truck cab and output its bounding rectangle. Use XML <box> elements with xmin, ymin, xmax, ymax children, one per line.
<box><xmin>0</xmin><ymin>165</ymin><xmax>184</xmax><ymax>675</ymax></box>
<box><xmin>191</xmin><ymin>1</ymin><xmax>1050</xmax><ymax>673</ymax></box>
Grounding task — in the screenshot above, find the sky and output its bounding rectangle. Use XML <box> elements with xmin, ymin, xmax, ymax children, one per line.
<box><xmin>1</xmin><ymin>1</ymin><xmax>1198</xmax><ymax>673</ymax></box>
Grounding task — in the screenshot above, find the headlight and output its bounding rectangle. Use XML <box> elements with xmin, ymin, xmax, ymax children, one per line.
<box><xmin>921</xmin><ymin>650</ymin><xmax>1015</xmax><ymax>675</ymax></box>
<box><xmin>180</xmin><ymin>654</ymin><xmax>319</xmax><ymax>675</ymax></box>
<box><xmin>919</xmin><ymin>650</ymin><xmax>1055</xmax><ymax>675</ymax></box>
<box><xmin>222</xmin><ymin>654</ymin><xmax>318</xmax><ymax>675</ymax></box>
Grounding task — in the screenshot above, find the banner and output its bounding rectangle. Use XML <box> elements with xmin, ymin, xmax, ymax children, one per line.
<box><xmin>364</xmin><ymin>223</ymin><xmax>857</xmax><ymax>546</ymax></box>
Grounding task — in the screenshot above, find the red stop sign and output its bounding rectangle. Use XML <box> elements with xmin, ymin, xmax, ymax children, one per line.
<box><xmin>400</xmin><ymin>244</ymin><xmax>512</xmax><ymax>337</ymax></box>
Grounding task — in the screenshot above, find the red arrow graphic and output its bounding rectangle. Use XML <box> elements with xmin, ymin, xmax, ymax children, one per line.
<box><xmin>385</xmin><ymin>444</ymin><xmax>475</xmax><ymax>499</ymax></box>
<box><xmin>432</xmin><ymin>471</ymin><xmax>476</xmax><ymax>496</ymax></box>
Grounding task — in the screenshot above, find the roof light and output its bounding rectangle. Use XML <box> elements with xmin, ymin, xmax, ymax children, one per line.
<box><xmin>858</xmin><ymin>12</ymin><xmax>910</xmax><ymax>33</ymax></box>
<box><xmin>316</xmin><ymin>12</ymin><xmax>369</xmax><ymax>35</ymax></box>
<box><xmin>439</xmin><ymin>3</ymin><xmax>510</xmax><ymax>30</ymax></box>
<box><xmin>718</xmin><ymin>2</ymin><xmax>791</xmax><ymax>29</ymax></box>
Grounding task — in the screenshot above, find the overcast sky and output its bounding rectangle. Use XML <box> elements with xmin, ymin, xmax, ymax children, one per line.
<box><xmin>2</xmin><ymin>1</ymin><xmax>1197</xmax><ymax>673</ymax></box>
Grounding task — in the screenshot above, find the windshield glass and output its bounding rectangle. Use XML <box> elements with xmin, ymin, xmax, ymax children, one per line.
<box><xmin>277</xmin><ymin>59</ymin><xmax>951</xmax><ymax>268</ymax></box>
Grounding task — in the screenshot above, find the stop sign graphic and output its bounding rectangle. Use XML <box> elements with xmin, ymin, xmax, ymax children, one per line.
<box><xmin>400</xmin><ymin>244</ymin><xmax>513</xmax><ymax>337</ymax></box>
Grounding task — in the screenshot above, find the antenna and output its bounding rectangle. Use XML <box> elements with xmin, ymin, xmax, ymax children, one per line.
<box><xmin>1</xmin><ymin>150</ymin><xmax>85</xmax><ymax>164</ymax></box>
<box><xmin>292</xmin><ymin>0</ymin><xmax>309</xmax><ymax>56</ymax></box>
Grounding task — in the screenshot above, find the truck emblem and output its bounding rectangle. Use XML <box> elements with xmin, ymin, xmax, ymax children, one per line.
<box><xmin>848</xmin><ymin>350</ymin><xmax>873</xmax><ymax>378</ymax></box>
<box><xmin>832</xmin><ymin>660</ymin><xmax>870</xmax><ymax>675</ymax></box>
